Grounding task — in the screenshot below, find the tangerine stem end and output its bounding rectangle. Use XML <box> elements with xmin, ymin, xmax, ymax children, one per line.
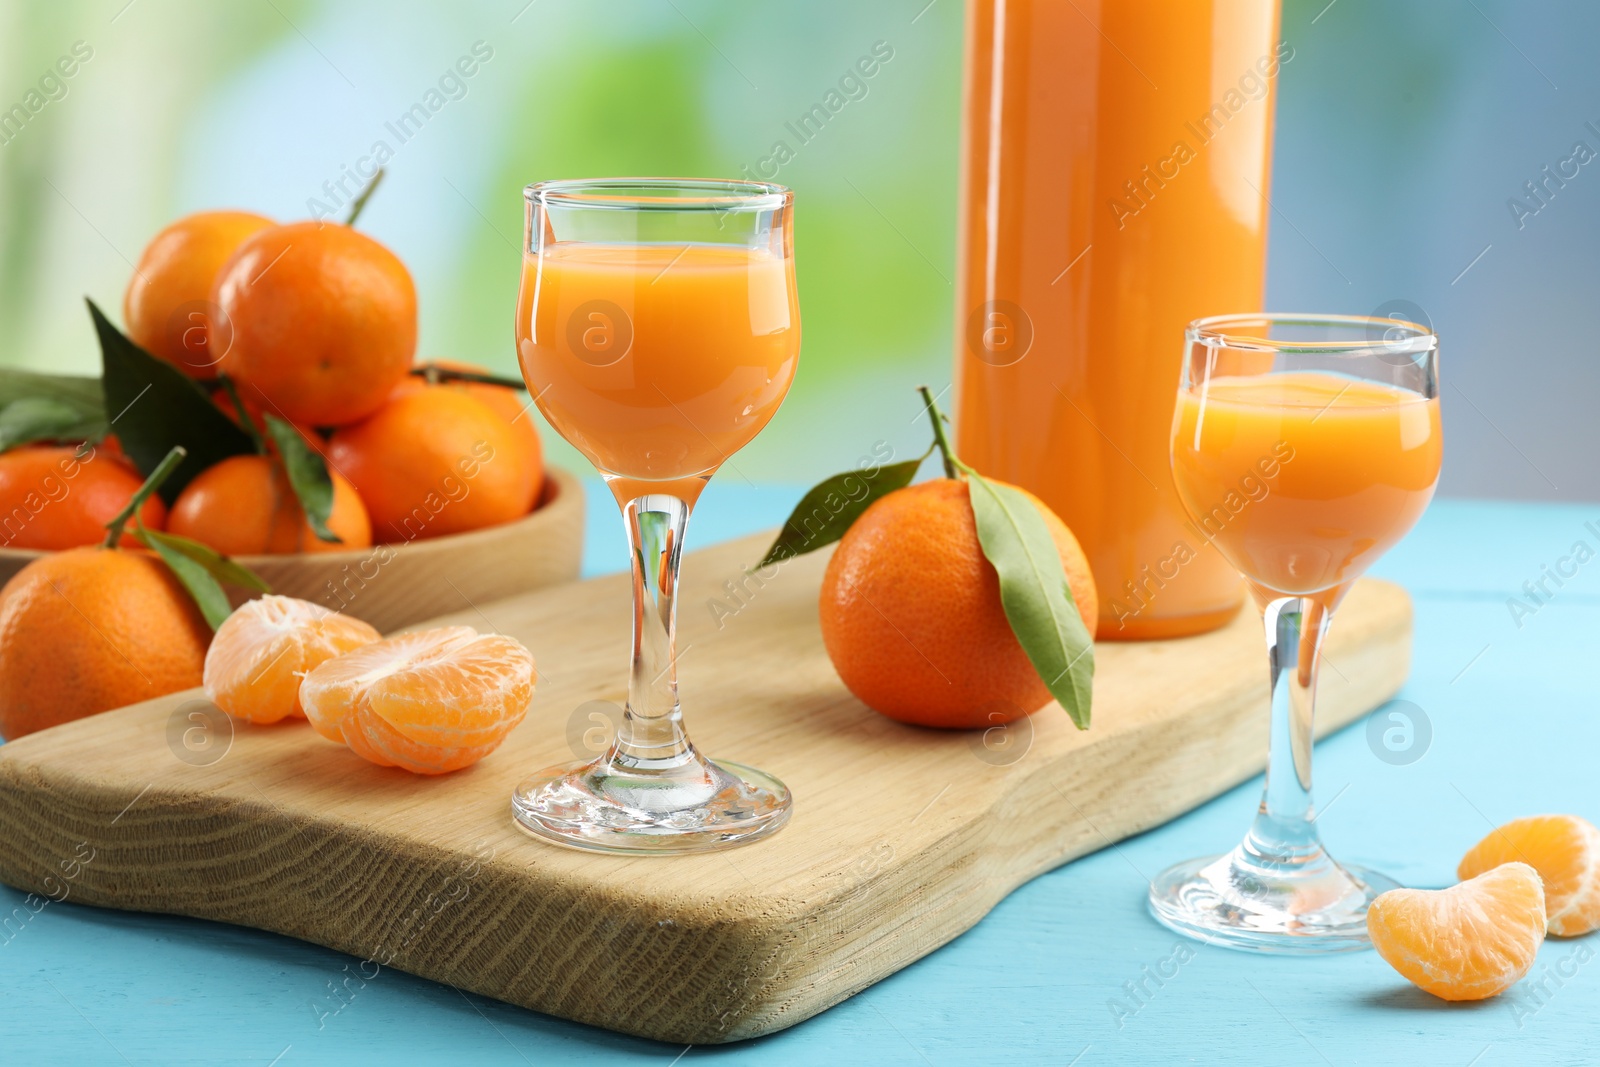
<box><xmin>103</xmin><ymin>445</ymin><xmax>186</xmax><ymax>548</ymax></box>
<box><xmin>918</xmin><ymin>384</ymin><xmax>965</xmax><ymax>480</ymax></box>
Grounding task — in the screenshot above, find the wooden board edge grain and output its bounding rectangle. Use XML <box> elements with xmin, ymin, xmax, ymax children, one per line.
<box><xmin>0</xmin><ymin>734</ymin><xmax>814</xmax><ymax>1045</ymax></box>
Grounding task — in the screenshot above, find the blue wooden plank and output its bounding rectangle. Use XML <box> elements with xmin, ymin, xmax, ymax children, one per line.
<box><xmin>2</xmin><ymin>497</ymin><xmax>1597</xmax><ymax>1064</ymax></box>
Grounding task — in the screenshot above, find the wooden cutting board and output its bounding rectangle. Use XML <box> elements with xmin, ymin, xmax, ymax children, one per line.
<box><xmin>0</xmin><ymin>532</ymin><xmax>1412</xmax><ymax>1044</ymax></box>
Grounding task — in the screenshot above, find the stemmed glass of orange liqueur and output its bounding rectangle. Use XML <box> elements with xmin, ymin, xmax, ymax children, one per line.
<box><xmin>511</xmin><ymin>179</ymin><xmax>798</xmax><ymax>854</ymax></box>
<box><xmin>1149</xmin><ymin>314</ymin><xmax>1441</xmax><ymax>951</ymax></box>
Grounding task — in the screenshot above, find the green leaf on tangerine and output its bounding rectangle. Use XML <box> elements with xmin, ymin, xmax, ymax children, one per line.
<box><xmin>89</xmin><ymin>298</ymin><xmax>255</xmax><ymax>502</ymax></box>
<box><xmin>263</xmin><ymin>413</ymin><xmax>340</xmax><ymax>543</ymax></box>
<box><xmin>141</xmin><ymin>527</ymin><xmax>271</xmax><ymax>594</ymax></box>
<box><xmin>966</xmin><ymin>471</ymin><xmax>1095</xmax><ymax>730</ymax></box>
<box><xmin>0</xmin><ymin>369</ymin><xmax>108</xmax><ymax>452</ymax></box>
<box><xmin>0</xmin><ymin>368</ymin><xmax>106</xmax><ymax>421</ymax></box>
<box><xmin>0</xmin><ymin>396</ymin><xmax>99</xmax><ymax>453</ymax></box>
<box><xmin>757</xmin><ymin>450</ymin><xmax>929</xmax><ymax>568</ymax></box>
<box><xmin>135</xmin><ymin>524</ymin><xmax>235</xmax><ymax>631</ymax></box>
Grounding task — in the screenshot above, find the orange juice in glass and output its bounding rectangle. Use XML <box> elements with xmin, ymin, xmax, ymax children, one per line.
<box><xmin>1172</xmin><ymin>372</ymin><xmax>1442</xmax><ymax>602</ymax></box>
<box><xmin>518</xmin><ymin>241</ymin><xmax>797</xmax><ymax>502</ymax></box>
<box><xmin>1150</xmin><ymin>314</ymin><xmax>1441</xmax><ymax>953</ymax></box>
<box><xmin>512</xmin><ymin>179</ymin><xmax>798</xmax><ymax>855</ymax></box>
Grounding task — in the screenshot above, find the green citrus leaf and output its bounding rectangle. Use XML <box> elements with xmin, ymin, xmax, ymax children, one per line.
<box><xmin>140</xmin><ymin>527</ymin><xmax>271</xmax><ymax>594</ymax></box>
<box><xmin>262</xmin><ymin>414</ymin><xmax>339</xmax><ymax>543</ymax></box>
<box><xmin>0</xmin><ymin>367</ymin><xmax>105</xmax><ymax>413</ymax></box>
<box><xmin>757</xmin><ymin>449</ymin><xmax>930</xmax><ymax>568</ymax></box>
<box><xmin>966</xmin><ymin>472</ymin><xmax>1094</xmax><ymax>729</ymax></box>
<box><xmin>215</xmin><ymin>373</ymin><xmax>266</xmax><ymax>453</ymax></box>
<box><xmin>89</xmin><ymin>298</ymin><xmax>255</xmax><ymax>502</ymax></box>
<box><xmin>0</xmin><ymin>396</ymin><xmax>96</xmax><ymax>452</ymax></box>
<box><xmin>0</xmin><ymin>369</ymin><xmax>107</xmax><ymax>451</ymax></box>
<box><xmin>135</xmin><ymin>524</ymin><xmax>234</xmax><ymax>630</ymax></box>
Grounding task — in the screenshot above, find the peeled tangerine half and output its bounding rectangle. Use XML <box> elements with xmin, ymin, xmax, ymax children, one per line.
<box><xmin>204</xmin><ymin>595</ymin><xmax>381</xmax><ymax>724</ymax></box>
<box><xmin>299</xmin><ymin>626</ymin><xmax>535</xmax><ymax>775</ymax></box>
<box><xmin>1368</xmin><ymin>862</ymin><xmax>1547</xmax><ymax>1002</ymax></box>
<box><xmin>1458</xmin><ymin>814</ymin><xmax>1600</xmax><ymax>937</ymax></box>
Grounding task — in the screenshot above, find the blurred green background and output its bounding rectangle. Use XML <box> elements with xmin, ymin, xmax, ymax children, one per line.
<box><xmin>2</xmin><ymin>0</ymin><xmax>1596</xmax><ymax>498</ymax></box>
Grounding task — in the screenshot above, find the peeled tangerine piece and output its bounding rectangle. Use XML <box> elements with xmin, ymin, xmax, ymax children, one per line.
<box><xmin>299</xmin><ymin>625</ymin><xmax>535</xmax><ymax>775</ymax></box>
<box><xmin>204</xmin><ymin>595</ymin><xmax>381</xmax><ymax>724</ymax></box>
<box><xmin>1458</xmin><ymin>814</ymin><xmax>1600</xmax><ymax>937</ymax></box>
<box><xmin>1368</xmin><ymin>862</ymin><xmax>1547</xmax><ymax>1002</ymax></box>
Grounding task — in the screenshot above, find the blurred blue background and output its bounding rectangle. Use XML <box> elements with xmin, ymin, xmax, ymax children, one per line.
<box><xmin>0</xmin><ymin>0</ymin><xmax>1594</xmax><ymax>499</ymax></box>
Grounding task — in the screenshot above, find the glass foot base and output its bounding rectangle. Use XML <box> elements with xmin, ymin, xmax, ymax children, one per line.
<box><xmin>511</xmin><ymin>755</ymin><xmax>791</xmax><ymax>855</ymax></box>
<box><xmin>1148</xmin><ymin>850</ymin><xmax>1399</xmax><ymax>954</ymax></box>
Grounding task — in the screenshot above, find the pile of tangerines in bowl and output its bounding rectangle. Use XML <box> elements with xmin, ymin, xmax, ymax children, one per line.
<box><xmin>3</xmin><ymin>196</ymin><xmax>560</xmax><ymax>565</ymax></box>
<box><xmin>124</xmin><ymin>204</ymin><xmax>546</xmax><ymax>553</ymax></box>
<box><xmin>0</xmin><ymin>177</ymin><xmax>575</xmax><ymax>755</ymax></box>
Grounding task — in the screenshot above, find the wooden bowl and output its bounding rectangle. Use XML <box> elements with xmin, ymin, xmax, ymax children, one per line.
<box><xmin>0</xmin><ymin>466</ymin><xmax>586</xmax><ymax>634</ymax></box>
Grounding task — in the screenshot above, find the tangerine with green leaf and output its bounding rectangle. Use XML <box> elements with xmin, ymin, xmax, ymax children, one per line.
<box><xmin>124</xmin><ymin>210</ymin><xmax>275</xmax><ymax>379</ymax></box>
<box><xmin>819</xmin><ymin>476</ymin><xmax>1096</xmax><ymax>728</ymax></box>
<box><xmin>167</xmin><ymin>454</ymin><xmax>371</xmax><ymax>555</ymax></box>
<box><xmin>0</xmin><ymin>448</ymin><xmax>213</xmax><ymax>740</ymax></box>
<box><xmin>215</xmin><ymin>220</ymin><xmax>417</xmax><ymax>426</ymax></box>
<box><xmin>0</xmin><ymin>546</ymin><xmax>211</xmax><ymax>739</ymax></box>
<box><xmin>779</xmin><ymin>387</ymin><xmax>1097</xmax><ymax>729</ymax></box>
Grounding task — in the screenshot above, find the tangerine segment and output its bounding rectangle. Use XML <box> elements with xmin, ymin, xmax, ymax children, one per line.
<box><xmin>204</xmin><ymin>596</ymin><xmax>381</xmax><ymax>724</ymax></box>
<box><xmin>1368</xmin><ymin>862</ymin><xmax>1547</xmax><ymax>1002</ymax></box>
<box><xmin>299</xmin><ymin>626</ymin><xmax>535</xmax><ymax>774</ymax></box>
<box><xmin>345</xmin><ymin>701</ymin><xmax>507</xmax><ymax>772</ymax></box>
<box><xmin>1458</xmin><ymin>815</ymin><xmax>1600</xmax><ymax>937</ymax></box>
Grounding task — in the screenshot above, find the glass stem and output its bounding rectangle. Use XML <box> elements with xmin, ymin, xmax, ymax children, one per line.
<box><xmin>612</xmin><ymin>493</ymin><xmax>697</xmax><ymax>771</ymax></box>
<box><xmin>1243</xmin><ymin>596</ymin><xmax>1334</xmax><ymax>863</ymax></box>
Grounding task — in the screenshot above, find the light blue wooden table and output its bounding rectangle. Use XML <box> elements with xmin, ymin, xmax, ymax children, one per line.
<box><xmin>3</xmin><ymin>488</ymin><xmax>1596</xmax><ymax>1065</ymax></box>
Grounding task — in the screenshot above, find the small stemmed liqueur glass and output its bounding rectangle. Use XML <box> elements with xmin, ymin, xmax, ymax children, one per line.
<box><xmin>511</xmin><ymin>179</ymin><xmax>798</xmax><ymax>854</ymax></box>
<box><xmin>1149</xmin><ymin>314</ymin><xmax>1441</xmax><ymax>951</ymax></box>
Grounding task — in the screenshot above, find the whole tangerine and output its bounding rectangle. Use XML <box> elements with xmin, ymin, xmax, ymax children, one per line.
<box><xmin>215</xmin><ymin>220</ymin><xmax>416</xmax><ymax>426</ymax></box>
<box><xmin>167</xmin><ymin>454</ymin><xmax>371</xmax><ymax>555</ymax></box>
<box><xmin>0</xmin><ymin>547</ymin><xmax>210</xmax><ymax>739</ymax></box>
<box><xmin>0</xmin><ymin>444</ymin><xmax>166</xmax><ymax>550</ymax></box>
<box><xmin>123</xmin><ymin>210</ymin><xmax>275</xmax><ymax>378</ymax></box>
<box><xmin>326</xmin><ymin>388</ymin><xmax>540</xmax><ymax>543</ymax></box>
<box><xmin>392</xmin><ymin>360</ymin><xmax>544</xmax><ymax>499</ymax></box>
<box><xmin>819</xmin><ymin>477</ymin><xmax>1098</xmax><ymax>729</ymax></box>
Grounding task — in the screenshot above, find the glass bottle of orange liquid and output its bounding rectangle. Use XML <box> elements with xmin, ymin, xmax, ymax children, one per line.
<box><xmin>953</xmin><ymin>0</ymin><xmax>1286</xmax><ymax>638</ymax></box>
